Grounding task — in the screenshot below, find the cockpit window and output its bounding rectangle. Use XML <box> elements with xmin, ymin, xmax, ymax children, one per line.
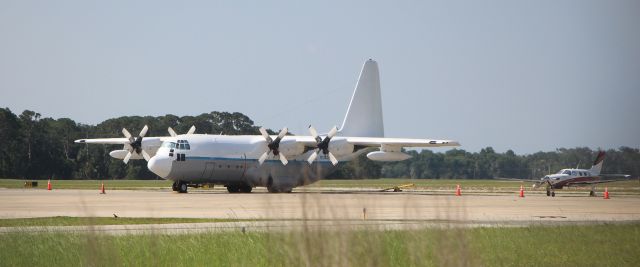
<box><xmin>563</xmin><ymin>170</ymin><xmax>572</xmax><ymax>175</ymax></box>
<box><xmin>161</xmin><ymin>142</ymin><xmax>177</xmax><ymax>149</ymax></box>
<box><xmin>172</xmin><ymin>140</ymin><xmax>191</xmax><ymax>150</ymax></box>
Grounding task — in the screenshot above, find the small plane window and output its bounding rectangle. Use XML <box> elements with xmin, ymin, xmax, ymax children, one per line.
<box><xmin>571</xmin><ymin>171</ymin><xmax>577</xmax><ymax>176</ymax></box>
<box><xmin>179</xmin><ymin>144</ymin><xmax>185</xmax><ymax>150</ymax></box>
<box><xmin>185</xmin><ymin>144</ymin><xmax>190</xmax><ymax>150</ymax></box>
<box><xmin>563</xmin><ymin>170</ymin><xmax>571</xmax><ymax>175</ymax></box>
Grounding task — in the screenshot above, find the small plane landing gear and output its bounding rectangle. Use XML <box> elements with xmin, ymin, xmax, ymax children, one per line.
<box><xmin>589</xmin><ymin>190</ymin><xmax>596</xmax><ymax>197</ymax></box>
<box><xmin>546</xmin><ymin>189</ymin><xmax>551</xmax><ymax>196</ymax></box>
<box><xmin>551</xmin><ymin>191</ymin><xmax>555</xmax><ymax>197</ymax></box>
<box><xmin>177</xmin><ymin>181</ymin><xmax>188</xmax><ymax>193</ymax></box>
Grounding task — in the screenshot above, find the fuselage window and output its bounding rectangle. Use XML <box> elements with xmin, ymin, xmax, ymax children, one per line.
<box><xmin>185</xmin><ymin>144</ymin><xmax>190</xmax><ymax>150</ymax></box>
<box><xmin>563</xmin><ymin>170</ymin><xmax>571</xmax><ymax>175</ymax></box>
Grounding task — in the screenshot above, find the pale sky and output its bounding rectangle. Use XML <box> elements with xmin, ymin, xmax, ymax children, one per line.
<box><xmin>1</xmin><ymin>0</ymin><xmax>639</xmax><ymax>153</ymax></box>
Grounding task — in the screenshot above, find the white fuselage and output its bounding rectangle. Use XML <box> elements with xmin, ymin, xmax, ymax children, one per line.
<box><xmin>147</xmin><ymin>134</ymin><xmax>365</xmax><ymax>191</ymax></box>
<box><xmin>539</xmin><ymin>168</ymin><xmax>600</xmax><ymax>189</ymax></box>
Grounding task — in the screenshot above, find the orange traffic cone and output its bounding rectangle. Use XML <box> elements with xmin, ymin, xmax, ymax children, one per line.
<box><xmin>604</xmin><ymin>187</ymin><xmax>610</xmax><ymax>199</ymax></box>
<box><xmin>100</xmin><ymin>183</ymin><xmax>106</xmax><ymax>194</ymax></box>
<box><xmin>455</xmin><ymin>184</ymin><xmax>461</xmax><ymax>196</ymax></box>
<box><xmin>47</xmin><ymin>179</ymin><xmax>52</xmax><ymax>190</ymax></box>
<box><xmin>519</xmin><ymin>185</ymin><xmax>525</xmax><ymax>198</ymax></box>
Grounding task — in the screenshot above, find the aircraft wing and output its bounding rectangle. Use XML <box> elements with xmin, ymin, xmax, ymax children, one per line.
<box><xmin>344</xmin><ymin>137</ymin><xmax>460</xmax><ymax>148</ymax></box>
<box><xmin>566</xmin><ymin>178</ymin><xmax>630</xmax><ymax>187</ymax></box>
<box><xmin>74</xmin><ymin>137</ymin><xmax>172</xmax><ymax>145</ymax></box>
<box><xmin>289</xmin><ymin>136</ymin><xmax>460</xmax><ymax>148</ymax></box>
<box><xmin>74</xmin><ymin>138</ymin><xmax>130</xmax><ymax>145</ymax></box>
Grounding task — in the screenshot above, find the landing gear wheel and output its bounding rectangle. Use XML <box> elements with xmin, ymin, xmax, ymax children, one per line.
<box><xmin>239</xmin><ymin>185</ymin><xmax>253</xmax><ymax>193</ymax></box>
<box><xmin>551</xmin><ymin>191</ymin><xmax>555</xmax><ymax>197</ymax></box>
<box><xmin>177</xmin><ymin>182</ymin><xmax>188</xmax><ymax>193</ymax></box>
<box><xmin>172</xmin><ymin>182</ymin><xmax>178</xmax><ymax>191</ymax></box>
<box><xmin>226</xmin><ymin>185</ymin><xmax>239</xmax><ymax>193</ymax></box>
<box><xmin>589</xmin><ymin>190</ymin><xmax>595</xmax><ymax>197</ymax></box>
<box><xmin>546</xmin><ymin>190</ymin><xmax>550</xmax><ymax>197</ymax></box>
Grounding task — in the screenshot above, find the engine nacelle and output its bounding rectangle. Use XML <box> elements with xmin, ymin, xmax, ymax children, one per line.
<box><xmin>278</xmin><ymin>140</ymin><xmax>305</xmax><ymax>157</ymax></box>
<box><xmin>109</xmin><ymin>150</ymin><xmax>143</xmax><ymax>160</ymax></box>
<box><xmin>328</xmin><ymin>138</ymin><xmax>354</xmax><ymax>157</ymax></box>
<box><xmin>366</xmin><ymin>151</ymin><xmax>412</xmax><ymax>162</ymax></box>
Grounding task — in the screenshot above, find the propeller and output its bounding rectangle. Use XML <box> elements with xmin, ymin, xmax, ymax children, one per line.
<box><xmin>258</xmin><ymin>127</ymin><xmax>288</xmax><ymax>165</ymax></box>
<box><xmin>168</xmin><ymin>125</ymin><xmax>196</xmax><ymax>137</ymax></box>
<box><xmin>122</xmin><ymin>125</ymin><xmax>150</xmax><ymax>164</ymax></box>
<box><xmin>307</xmin><ymin>125</ymin><xmax>339</xmax><ymax>166</ymax></box>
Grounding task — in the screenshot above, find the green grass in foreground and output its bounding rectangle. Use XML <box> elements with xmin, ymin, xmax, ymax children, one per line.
<box><xmin>0</xmin><ymin>224</ymin><xmax>638</xmax><ymax>266</ymax></box>
<box><xmin>0</xmin><ymin>217</ymin><xmax>244</xmax><ymax>227</ymax></box>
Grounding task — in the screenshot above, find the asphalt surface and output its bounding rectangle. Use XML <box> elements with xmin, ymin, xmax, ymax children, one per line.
<box><xmin>1</xmin><ymin>188</ymin><xmax>639</xmax><ymax>223</ymax></box>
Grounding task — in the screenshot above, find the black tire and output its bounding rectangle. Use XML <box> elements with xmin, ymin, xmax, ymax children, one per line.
<box><xmin>172</xmin><ymin>182</ymin><xmax>178</xmax><ymax>191</ymax></box>
<box><xmin>178</xmin><ymin>182</ymin><xmax>188</xmax><ymax>193</ymax></box>
<box><xmin>227</xmin><ymin>185</ymin><xmax>240</xmax><ymax>193</ymax></box>
<box><xmin>589</xmin><ymin>191</ymin><xmax>595</xmax><ymax>197</ymax></box>
<box><xmin>551</xmin><ymin>191</ymin><xmax>555</xmax><ymax>197</ymax></box>
<box><xmin>239</xmin><ymin>185</ymin><xmax>253</xmax><ymax>193</ymax></box>
<box><xmin>546</xmin><ymin>190</ymin><xmax>550</xmax><ymax>196</ymax></box>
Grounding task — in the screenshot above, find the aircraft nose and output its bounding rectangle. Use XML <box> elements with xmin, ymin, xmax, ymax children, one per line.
<box><xmin>147</xmin><ymin>155</ymin><xmax>172</xmax><ymax>178</ymax></box>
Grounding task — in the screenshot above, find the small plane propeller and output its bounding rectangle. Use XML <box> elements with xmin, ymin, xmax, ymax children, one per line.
<box><xmin>168</xmin><ymin>125</ymin><xmax>196</xmax><ymax>137</ymax></box>
<box><xmin>307</xmin><ymin>125</ymin><xmax>339</xmax><ymax>166</ymax></box>
<box><xmin>258</xmin><ymin>127</ymin><xmax>289</xmax><ymax>165</ymax></box>
<box><xmin>122</xmin><ymin>125</ymin><xmax>150</xmax><ymax>164</ymax></box>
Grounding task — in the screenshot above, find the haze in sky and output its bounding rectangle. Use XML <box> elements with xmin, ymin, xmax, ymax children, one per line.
<box><xmin>1</xmin><ymin>0</ymin><xmax>638</xmax><ymax>154</ymax></box>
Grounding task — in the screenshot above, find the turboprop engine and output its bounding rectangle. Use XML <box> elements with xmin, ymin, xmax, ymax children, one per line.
<box><xmin>327</xmin><ymin>138</ymin><xmax>354</xmax><ymax>157</ymax></box>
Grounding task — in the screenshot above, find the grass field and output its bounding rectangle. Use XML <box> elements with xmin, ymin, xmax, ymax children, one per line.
<box><xmin>1</xmin><ymin>178</ymin><xmax>639</xmax><ymax>193</ymax></box>
<box><xmin>0</xmin><ymin>224</ymin><xmax>638</xmax><ymax>266</ymax></box>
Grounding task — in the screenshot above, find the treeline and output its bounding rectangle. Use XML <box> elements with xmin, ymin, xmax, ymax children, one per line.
<box><xmin>331</xmin><ymin>147</ymin><xmax>640</xmax><ymax>180</ymax></box>
<box><xmin>1</xmin><ymin>108</ymin><xmax>638</xmax><ymax>180</ymax></box>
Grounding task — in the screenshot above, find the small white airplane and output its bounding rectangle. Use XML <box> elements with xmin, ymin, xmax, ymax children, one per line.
<box><xmin>533</xmin><ymin>151</ymin><xmax>631</xmax><ymax>197</ymax></box>
<box><xmin>75</xmin><ymin>59</ymin><xmax>460</xmax><ymax>193</ymax></box>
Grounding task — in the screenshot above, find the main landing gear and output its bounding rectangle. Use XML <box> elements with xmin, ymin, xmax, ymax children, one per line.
<box><xmin>226</xmin><ymin>184</ymin><xmax>253</xmax><ymax>193</ymax></box>
<box><xmin>172</xmin><ymin>181</ymin><xmax>189</xmax><ymax>193</ymax></box>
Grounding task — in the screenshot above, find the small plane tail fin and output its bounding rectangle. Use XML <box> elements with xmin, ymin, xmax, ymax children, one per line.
<box><xmin>589</xmin><ymin>151</ymin><xmax>606</xmax><ymax>175</ymax></box>
<box><xmin>339</xmin><ymin>59</ymin><xmax>384</xmax><ymax>137</ymax></box>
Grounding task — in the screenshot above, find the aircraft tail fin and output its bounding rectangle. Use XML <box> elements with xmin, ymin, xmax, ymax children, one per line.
<box><xmin>589</xmin><ymin>151</ymin><xmax>606</xmax><ymax>175</ymax></box>
<box><xmin>339</xmin><ymin>59</ymin><xmax>384</xmax><ymax>137</ymax></box>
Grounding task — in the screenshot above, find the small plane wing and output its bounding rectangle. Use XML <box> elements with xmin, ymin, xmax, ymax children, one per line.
<box><xmin>566</xmin><ymin>176</ymin><xmax>631</xmax><ymax>187</ymax></box>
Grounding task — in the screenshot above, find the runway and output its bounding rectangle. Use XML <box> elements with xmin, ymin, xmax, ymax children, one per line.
<box><xmin>2</xmin><ymin>188</ymin><xmax>639</xmax><ymax>222</ymax></box>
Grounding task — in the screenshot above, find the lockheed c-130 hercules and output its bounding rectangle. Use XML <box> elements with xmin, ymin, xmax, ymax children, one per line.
<box><xmin>75</xmin><ymin>60</ymin><xmax>460</xmax><ymax>193</ymax></box>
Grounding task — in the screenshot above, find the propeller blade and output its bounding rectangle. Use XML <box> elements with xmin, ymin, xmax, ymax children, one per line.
<box><xmin>168</xmin><ymin>127</ymin><xmax>177</xmax><ymax>137</ymax></box>
<box><xmin>308</xmin><ymin>125</ymin><xmax>318</xmax><ymax>138</ymax></box>
<box><xmin>307</xmin><ymin>151</ymin><xmax>318</xmax><ymax>165</ymax></box>
<box><xmin>186</xmin><ymin>125</ymin><xmax>196</xmax><ymax>135</ymax></box>
<box><xmin>259</xmin><ymin>127</ymin><xmax>271</xmax><ymax>141</ymax></box>
<box><xmin>122</xmin><ymin>128</ymin><xmax>132</xmax><ymax>139</ymax></box>
<box><xmin>327</xmin><ymin>126</ymin><xmax>338</xmax><ymax>138</ymax></box>
<box><xmin>141</xmin><ymin>150</ymin><xmax>151</xmax><ymax>161</ymax></box>
<box><xmin>328</xmin><ymin>152</ymin><xmax>339</xmax><ymax>166</ymax></box>
<box><xmin>123</xmin><ymin>151</ymin><xmax>132</xmax><ymax>164</ymax></box>
<box><xmin>258</xmin><ymin>152</ymin><xmax>269</xmax><ymax>165</ymax></box>
<box><xmin>279</xmin><ymin>153</ymin><xmax>288</xmax><ymax>165</ymax></box>
<box><xmin>139</xmin><ymin>125</ymin><xmax>149</xmax><ymax>137</ymax></box>
<box><xmin>277</xmin><ymin>127</ymin><xmax>288</xmax><ymax>140</ymax></box>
